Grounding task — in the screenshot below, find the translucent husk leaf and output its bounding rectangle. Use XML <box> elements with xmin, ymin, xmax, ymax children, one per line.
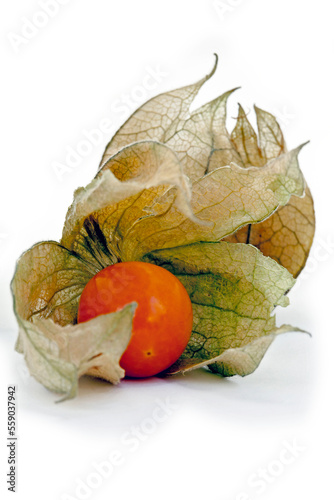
<box><xmin>223</xmin><ymin>105</ymin><xmax>315</xmax><ymax>277</ymax></box>
<box><xmin>61</xmin><ymin>141</ymin><xmax>194</xmax><ymax>260</ymax></box>
<box><xmin>224</xmin><ymin>185</ymin><xmax>315</xmax><ymax>277</ymax></box>
<box><xmin>99</xmin><ymin>56</ymin><xmax>219</xmax><ymax>169</ymax></box>
<box><xmin>164</xmin><ymin>87</ymin><xmax>241</xmax><ymax>180</ymax></box>
<box><xmin>11</xmin><ymin>241</ymin><xmax>97</xmax><ymax>328</ymax></box>
<box><xmin>142</xmin><ymin>241</ymin><xmax>297</xmax><ymax>375</ymax></box>
<box><xmin>61</xmin><ymin>140</ymin><xmax>306</xmax><ymax>263</ymax></box>
<box><xmin>165</xmin><ymin>325</ymin><xmax>308</xmax><ymax>376</ymax></box>
<box><xmin>11</xmin><ymin>241</ymin><xmax>136</xmax><ymax>400</ymax></box>
<box><xmin>121</xmin><ymin>145</ymin><xmax>305</xmax><ymax>260</ymax></box>
<box><xmin>99</xmin><ymin>56</ymin><xmax>241</xmax><ymax>181</ymax></box>
<box><xmin>254</xmin><ymin>105</ymin><xmax>286</xmax><ymax>160</ymax></box>
<box><xmin>230</xmin><ymin>104</ymin><xmax>265</xmax><ymax>168</ymax></box>
<box><xmin>208</xmin><ymin>325</ymin><xmax>309</xmax><ymax>377</ymax></box>
<box><xmin>99</xmin><ymin>59</ymin><xmax>314</xmax><ymax>276</ymax></box>
<box><xmin>16</xmin><ymin>304</ymin><xmax>136</xmax><ymax>401</ymax></box>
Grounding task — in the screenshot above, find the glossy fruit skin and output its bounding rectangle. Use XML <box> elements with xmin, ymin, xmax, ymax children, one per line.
<box><xmin>77</xmin><ymin>261</ymin><xmax>193</xmax><ymax>378</ymax></box>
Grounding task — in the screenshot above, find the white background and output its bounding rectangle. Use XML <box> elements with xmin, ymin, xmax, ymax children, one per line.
<box><xmin>1</xmin><ymin>0</ymin><xmax>333</xmax><ymax>499</ymax></box>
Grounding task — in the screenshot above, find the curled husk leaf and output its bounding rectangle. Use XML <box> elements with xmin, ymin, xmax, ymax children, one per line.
<box><xmin>11</xmin><ymin>56</ymin><xmax>314</xmax><ymax>399</ymax></box>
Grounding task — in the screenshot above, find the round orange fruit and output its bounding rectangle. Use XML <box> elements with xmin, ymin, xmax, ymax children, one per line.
<box><xmin>77</xmin><ymin>261</ymin><xmax>193</xmax><ymax>377</ymax></box>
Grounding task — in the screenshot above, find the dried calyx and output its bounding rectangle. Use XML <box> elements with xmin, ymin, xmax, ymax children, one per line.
<box><xmin>11</xmin><ymin>56</ymin><xmax>314</xmax><ymax>400</ymax></box>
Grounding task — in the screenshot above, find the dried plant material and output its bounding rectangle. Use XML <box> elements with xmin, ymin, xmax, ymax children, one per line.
<box><xmin>62</xmin><ymin>141</ymin><xmax>194</xmax><ymax>253</ymax></box>
<box><xmin>231</xmin><ymin>105</ymin><xmax>266</xmax><ymax>167</ymax></box>
<box><xmin>16</xmin><ymin>304</ymin><xmax>136</xmax><ymax>401</ymax></box>
<box><xmin>254</xmin><ymin>106</ymin><xmax>286</xmax><ymax>160</ymax></box>
<box><xmin>223</xmin><ymin>186</ymin><xmax>315</xmax><ymax>277</ymax></box>
<box><xmin>100</xmin><ymin>64</ymin><xmax>314</xmax><ymax>275</ymax></box>
<box><xmin>12</xmin><ymin>242</ymin><xmax>97</xmax><ymax>327</ymax></box>
<box><xmin>208</xmin><ymin>324</ymin><xmax>308</xmax><ymax>376</ymax></box>
<box><xmin>119</xmin><ymin>145</ymin><xmax>306</xmax><ymax>260</ymax></box>
<box><xmin>142</xmin><ymin>242</ymin><xmax>295</xmax><ymax>374</ymax></box>
<box><xmin>223</xmin><ymin>106</ymin><xmax>315</xmax><ymax>277</ymax></box>
<box><xmin>99</xmin><ymin>57</ymin><xmax>219</xmax><ymax>169</ymax></box>
<box><xmin>62</xmin><ymin>140</ymin><xmax>306</xmax><ymax>263</ymax></box>
<box><xmin>11</xmin><ymin>57</ymin><xmax>314</xmax><ymax>399</ymax></box>
<box><xmin>166</xmin><ymin>325</ymin><xmax>307</xmax><ymax>376</ymax></box>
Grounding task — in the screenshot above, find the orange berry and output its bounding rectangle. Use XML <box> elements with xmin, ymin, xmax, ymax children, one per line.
<box><xmin>77</xmin><ymin>262</ymin><xmax>193</xmax><ymax>377</ymax></box>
